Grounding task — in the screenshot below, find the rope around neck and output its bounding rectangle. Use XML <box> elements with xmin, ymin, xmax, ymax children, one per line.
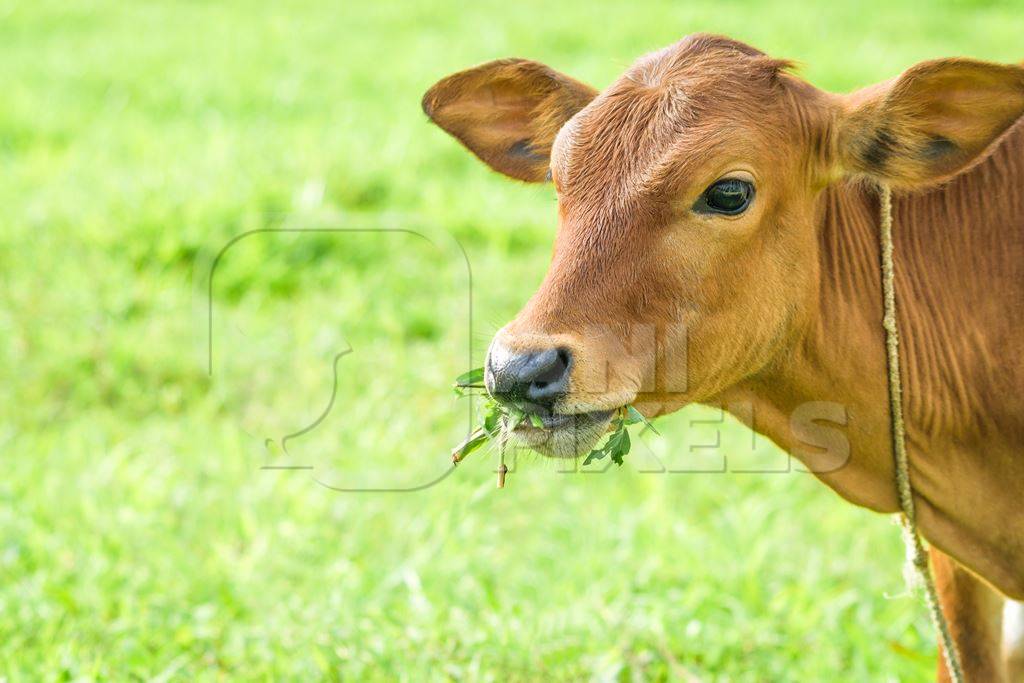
<box><xmin>877</xmin><ymin>184</ymin><xmax>965</xmax><ymax>682</ymax></box>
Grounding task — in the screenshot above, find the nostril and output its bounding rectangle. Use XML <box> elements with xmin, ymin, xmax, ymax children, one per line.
<box><xmin>525</xmin><ymin>347</ymin><xmax>572</xmax><ymax>405</ymax></box>
<box><xmin>530</xmin><ymin>349</ymin><xmax>569</xmax><ymax>385</ymax></box>
<box><xmin>487</xmin><ymin>344</ymin><xmax>572</xmax><ymax>407</ymax></box>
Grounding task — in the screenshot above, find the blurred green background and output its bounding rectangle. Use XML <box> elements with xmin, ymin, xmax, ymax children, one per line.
<box><xmin>2</xmin><ymin>0</ymin><xmax>1021</xmax><ymax>679</ymax></box>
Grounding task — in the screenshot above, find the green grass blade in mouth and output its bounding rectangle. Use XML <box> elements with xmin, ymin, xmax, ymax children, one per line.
<box><xmin>451</xmin><ymin>369</ymin><xmax>654</xmax><ymax>476</ymax></box>
<box><xmin>452</xmin><ymin>367</ymin><xmax>486</xmax><ymax>395</ymax></box>
<box><xmin>451</xmin><ymin>426</ymin><xmax>489</xmax><ymax>464</ymax></box>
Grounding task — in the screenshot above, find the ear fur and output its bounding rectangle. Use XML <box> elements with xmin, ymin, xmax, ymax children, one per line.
<box><xmin>422</xmin><ymin>59</ymin><xmax>598</xmax><ymax>182</ymax></box>
<box><xmin>838</xmin><ymin>58</ymin><xmax>1024</xmax><ymax>187</ymax></box>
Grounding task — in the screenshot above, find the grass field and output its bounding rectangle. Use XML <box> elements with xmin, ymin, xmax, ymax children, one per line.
<box><xmin>3</xmin><ymin>0</ymin><xmax>1022</xmax><ymax>679</ymax></box>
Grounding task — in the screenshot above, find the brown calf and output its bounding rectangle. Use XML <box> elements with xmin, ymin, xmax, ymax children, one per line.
<box><xmin>423</xmin><ymin>34</ymin><xmax>1024</xmax><ymax>679</ymax></box>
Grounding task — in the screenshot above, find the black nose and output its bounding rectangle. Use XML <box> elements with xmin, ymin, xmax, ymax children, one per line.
<box><xmin>486</xmin><ymin>344</ymin><xmax>572</xmax><ymax>407</ymax></box>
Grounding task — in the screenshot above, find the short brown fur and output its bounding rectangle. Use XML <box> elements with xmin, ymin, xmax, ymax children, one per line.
<box><xmin>424</xmin><ymin>34</ymin><xmax>1024</xmax><ymax>678</ymax></box>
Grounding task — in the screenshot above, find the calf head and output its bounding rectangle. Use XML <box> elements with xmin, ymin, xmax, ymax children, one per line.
<box><xmin>424</xmin><ymin>34</ymin><xmax>1024</xmax><ymax>457</ymax></box>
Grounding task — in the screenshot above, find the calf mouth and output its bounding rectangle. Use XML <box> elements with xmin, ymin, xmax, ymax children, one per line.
<box><xmin>508</xmin><ymin>406</ymin><xmax>618</xmax><ymax>458</ymax></box>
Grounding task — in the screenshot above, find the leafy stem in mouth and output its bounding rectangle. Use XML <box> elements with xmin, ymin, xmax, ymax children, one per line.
<box><xmin>450</xmin><ymin>367</ymin><xmax>658</xmax><ymax>482</ymax></box>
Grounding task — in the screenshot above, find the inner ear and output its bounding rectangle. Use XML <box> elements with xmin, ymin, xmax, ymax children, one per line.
<box><xmin>839</xmin><ymin>58</ymin><xmax>1024</xmax><ymax>187</ymax></box>
<box><xmin>422</xmin><ymin>59</ymin><xmax>598</xmax><ymax>183</ymax></box>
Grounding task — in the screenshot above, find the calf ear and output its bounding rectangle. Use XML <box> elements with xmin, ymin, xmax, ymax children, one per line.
<box><xmin>422</xmin><ymin>59</ymin><xmax>598</xmax><ymax>182</ymax></box>
<box><xmin>838</xmin><ymin>58</ymin><xmax>1024</xmax><ymax>187</ymax></box>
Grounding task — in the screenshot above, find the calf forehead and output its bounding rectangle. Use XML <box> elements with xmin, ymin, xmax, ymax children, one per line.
<box><xmin>552</xmin><ymin>36</ymin><xmax>792</xmax><ymax>209</ymax></box>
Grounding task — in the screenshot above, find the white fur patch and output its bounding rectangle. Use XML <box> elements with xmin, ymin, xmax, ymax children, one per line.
<box><xmin>1004</xmin><ymin>600</ymin><xmax>1024</xmax><ymax>657</ymax></box>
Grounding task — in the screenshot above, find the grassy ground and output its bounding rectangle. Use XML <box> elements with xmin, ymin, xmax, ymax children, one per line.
<box><xmin>2</xmin><ymin>0</ymin><xmax>1021</xmax><ymax>679</ymax></box>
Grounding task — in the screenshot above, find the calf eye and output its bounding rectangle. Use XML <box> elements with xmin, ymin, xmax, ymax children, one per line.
<box><xmin>694</xmin><ymin>178</ymin><xmax>754</xmax><ymax>215</ymax></box>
